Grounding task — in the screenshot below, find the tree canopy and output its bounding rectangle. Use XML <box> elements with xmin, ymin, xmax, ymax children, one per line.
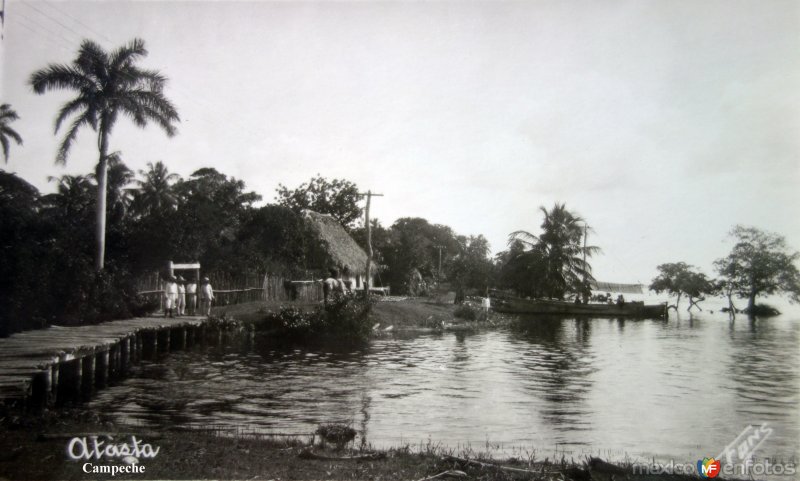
<box><xmin>276</xmin><ymin>175</ymin><xmax>362</xmax><ymax>229</ymax></box>
<box><xmin>506</xmin><ymin>203</ymin><xmax>598</xmax><ymax>299</ymax></box>
<box><xmin>714</xmin><ymin>225</ymin><xmax>800</xmax><ymax>315</ymax></box>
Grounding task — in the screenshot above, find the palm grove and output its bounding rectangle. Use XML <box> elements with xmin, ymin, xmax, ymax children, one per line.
<box><xmin>3</xmin><ymin>38</ymin><xmax>800</xmax><ymax>336</ymax></box>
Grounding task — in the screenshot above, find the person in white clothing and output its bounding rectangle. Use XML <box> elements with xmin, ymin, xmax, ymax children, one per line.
<box><xmin>185</xmin><ymin>279</ymin><xmax>198</xmax><ymax>316</ymax></box>
<box><xmin>164</xmin><ymin>275</ymin><xmax>178</xmax><ymax>318</ymax></box>
<box><xmin>176</xmin><ymin>276</ymin><xmax>186</xmax><ymax>316</ymax></box>
<box><xmin>200</xmin><ymin>277</ymin><xmax>214</xmax><ymax>316</ymax></box>
<box><xmin>481</xmin><ymin>295</ymin><xmax>491</xmax><ymax>315</ymax></box>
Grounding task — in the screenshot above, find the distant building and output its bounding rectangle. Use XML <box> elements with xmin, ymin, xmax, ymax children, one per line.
<box><xmin>302</xmin><ymin>210</ymin><xmax>376</xmax><ymax>289</ymax></box>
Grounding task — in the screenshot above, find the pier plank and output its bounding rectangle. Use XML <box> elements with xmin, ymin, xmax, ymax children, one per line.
<box><xmin>0</xmin><ymin>316</ymin><xmax>207</xmax><ymax>405</ymax></box>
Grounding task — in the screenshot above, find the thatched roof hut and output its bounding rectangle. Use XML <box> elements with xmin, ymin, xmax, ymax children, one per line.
<box><xmin>302</xmin><ymin>210</ymin><xmax>368</xmax><ymax>276</ymax></box>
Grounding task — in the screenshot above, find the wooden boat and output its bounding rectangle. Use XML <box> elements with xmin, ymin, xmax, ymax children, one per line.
<box><xmin>492</xmin><ymin>297</ymin><xmax>667</xmax><ymax>319</ymax></box>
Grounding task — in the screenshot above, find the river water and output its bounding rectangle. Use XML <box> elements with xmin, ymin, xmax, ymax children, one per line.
<box><xmin>87</xmin><ymin>309</ymin><xmax>799</xmax><ymax>467</ymax></box>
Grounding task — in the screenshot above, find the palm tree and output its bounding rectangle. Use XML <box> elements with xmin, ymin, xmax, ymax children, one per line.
<box><xmin>0</xmin><ymin>104</ymin><xmax>24</xmax><ymax>163</ymax></box>
<box><xmin>132</xmin><ymin>160</ymin><xmax>180</xmax><ymax>217</ymax></box>
<box><xmin>30</xmin><ymin>38</ymin><xmax>179</xmax><ymax>270</ymax></box>
<box><xmin>510</xmin><ymin>202</ymin><xmax>599</xmax><ymax>299</ymax></box>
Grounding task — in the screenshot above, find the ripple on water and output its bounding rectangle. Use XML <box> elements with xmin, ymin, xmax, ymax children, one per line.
<box><xmin>87</xmin><ymin>315</ymin><xmax>800</xmax><ymax>465</ymax></box>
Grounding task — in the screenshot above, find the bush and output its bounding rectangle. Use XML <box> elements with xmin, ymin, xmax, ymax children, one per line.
<box><xmin>743</xmin><ymin>303</ymin><xmax>781</xmax><ymax>317</ymax></box>
<box><xmin>453</xmin><ymin>303</ymin><xmax>478</xmax><ymax>321</ymax></box>
<box><xmin>262</xmin><ymin>295</ymin><xmax>374</xmax><ymax>342</ymax></box>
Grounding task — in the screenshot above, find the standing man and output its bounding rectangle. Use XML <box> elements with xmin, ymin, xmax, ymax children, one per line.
<box><xmin>200</xmin><ymin>277</ymin><xmax>215</xmax><ymax>316</ymax></box>
<box><xmin>185</xmin><ymin>277</ymin><xmax>198</xmax><ymax>315</ymax></box>
<box><xmin>176</xmin><ymin>276</ymin><xmax>186</xmax><ymax>316</ymax></box>
<box><xmin>164</xmin><ymin>275</ymin><xmax>178</xmax><ymax>318</ymax></box>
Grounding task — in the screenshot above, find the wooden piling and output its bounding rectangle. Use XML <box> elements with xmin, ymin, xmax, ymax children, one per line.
<box><xmin>96</xmin><ymin>349</ymin><xmax>109</xmax><ymax>388</ymax></box>
<box><xmin>121</xmin><ymin>337</ymin><xmax>131</xmax><ymax>374</ymax></box>
<box><xmin>31</xmin><ymin>368</ymin><xmax>52</xmax><ymax>408</ymax></box>
<box><xmin>0</xmin><ymin>316</ymin><xmax>208</xmax><ymax>408</ymax></box>
<box><xmin>57</xmin><ymin>358</ymin><xmax>82</xmax><ymax>405</ymax></box>
<box><xmin>81</xmin><ymin>354</ymin><xmax>95</xmax><ymax>397</ymax></box>
<box><xmin>50</xmin><ymin>363</ymin><xmax>59</xmax><ymax>405</ymax></box>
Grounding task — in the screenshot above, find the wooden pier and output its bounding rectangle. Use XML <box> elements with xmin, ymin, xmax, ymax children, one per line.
<box><xmin>0</xmin><ymin>316</ymin><xmax>210</xmax><ymax>409</ymax></box>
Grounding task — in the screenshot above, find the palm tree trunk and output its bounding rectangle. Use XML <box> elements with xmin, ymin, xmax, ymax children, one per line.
<box><xmin>95</xmin><ymin>127</ymin><xmax>109</xmax><ymax>271</ymax></box>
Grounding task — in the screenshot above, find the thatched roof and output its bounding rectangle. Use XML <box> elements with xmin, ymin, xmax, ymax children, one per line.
<box><xmin>302</xmin><ymin>210</ymin><xmax>368</xmax><ymax>274</ymax></box>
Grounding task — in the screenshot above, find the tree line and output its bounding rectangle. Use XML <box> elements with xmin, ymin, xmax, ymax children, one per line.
<box><xmin>650</xmin><ymin>226</ymin><xmax>800</xmax><ymax>317</ymax></box>
<box><xmin>3</xmin><ymin>37</ymin><xmax>798</xmax><ymax>336</ymax></box>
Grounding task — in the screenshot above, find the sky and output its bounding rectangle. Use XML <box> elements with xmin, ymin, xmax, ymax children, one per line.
<box><xmin>1</xmin><ymin>0</ymin><xmax>799</xmax><ymax>285</ymax></box>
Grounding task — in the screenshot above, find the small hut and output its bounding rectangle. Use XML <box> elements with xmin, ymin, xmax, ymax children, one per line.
<box><xmin>302</xmin><ymin>210</ymin><xmax>376</xmax><ymax>289</ymax></box>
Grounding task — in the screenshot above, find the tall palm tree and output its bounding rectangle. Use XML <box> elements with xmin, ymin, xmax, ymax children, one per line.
<box><xmin>30</xmin><ymin>38</ymin><xmax>179</xmax><ymax>270</ymax></box>
<box><xmin>0</xmin><ymin>104</ymin><xmax>24</xmax><ymax>163</ymax></box>
<box><xmin>132</xmin><ymin>160</ymin><xmax>180</xmax><ymax>217</ymax></box>
<box><xmin>510</xmin><ymin>203</ymin><xmax>600</xmax><ymax>299</ymax></box>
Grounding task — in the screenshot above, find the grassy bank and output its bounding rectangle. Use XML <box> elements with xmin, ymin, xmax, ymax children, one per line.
<box><xmin>0</xmin><ymin>413</ymin><xmax>707</xmax><ymax>481</ymax></box>
<box><xmin>211</xmin><ymin>296</ymin><xmax>511</xmax><ymax>333</ymax></box>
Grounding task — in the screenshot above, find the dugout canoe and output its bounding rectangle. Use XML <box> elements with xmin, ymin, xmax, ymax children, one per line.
<box><xmin>492</xmin><ymin>297</ymin><xmax>667</xmax><ymax>319</ymax></box>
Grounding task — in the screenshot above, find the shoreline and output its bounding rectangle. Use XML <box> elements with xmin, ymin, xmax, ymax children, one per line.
<box><xmin>0</xmin><ymin>412</ymin><xmax>715</xmax><ymax>481</ymax></box>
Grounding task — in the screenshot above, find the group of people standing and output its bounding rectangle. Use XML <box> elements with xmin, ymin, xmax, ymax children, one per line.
<box><xmin>163</xmin><ymin>275</ymin><xmax>214</xmax><ymax>317</ymax></box>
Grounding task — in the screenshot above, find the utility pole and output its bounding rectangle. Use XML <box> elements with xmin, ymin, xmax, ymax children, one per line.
<box><xmin>434</xmin><ymin>245</ymin><xmax>445</xmax><ymax>282</ymax></box>
<box><xmin>358</xmin><ymin>190</ymin><xmax>383</xmax><ymax>298</ymax></box>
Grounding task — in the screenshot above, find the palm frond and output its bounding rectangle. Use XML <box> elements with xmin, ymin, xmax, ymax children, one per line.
<box><xmin>0</xmin><ymin>104</ymin><xmax>21</xmax><ymax>121</ymax></box>
<box><xmin>0</xmin><ymin>126</ymin><xmax>23</xmax><ymax>145</ymax></box>
<box><xmin>56</xmin><ymin>113</ymin><xmax>94</xmax><ymax>165</ymax></box>
<box><xmin>29</xmin><ymin>64</ymin><xmax>93</xmax><ymax>94</ymax></box>
<box><xmin>54</xmin><ymin>96</ymin><xmax>91</xmax><ymax>133</ymax></box>
<box><xmin>509</xmin><ymin>230</ymin><xmax>539</xmax><ymax>246</ymax></box>
<box><xmin>75</xmin><ymin>39</ymin><xmax>109</xmax><ymax>77</ymax></box>
<box><xmin>110</xmin><ymin>38</ymin><xmax>147</xmax><ymax>69</ymax></box>
<box><xmin>0</xmin><ymin>135</ymin><xmax>9</xmax><ymax>162</ymax></box>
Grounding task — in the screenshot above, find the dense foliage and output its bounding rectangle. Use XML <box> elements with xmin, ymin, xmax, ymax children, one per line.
<box><xmin>649</xmin><ymin>262</ymin><xmax>716</xmax><ymax>311</ymax></box>
<box><xmin>352</xmin><ymin>217</ymin><xmax>494</xmax><ymax>297</ymax></box>
<box><xmin>260</xmin><ymin>295</ymin><xmax>374</xmax><ymax>343</ymax></box>
<box><xmin>714</xmin><ymin>226</ymin><xmax>800</xmax><ymax>314</ymax></box>
<box><xmin>276</xmin><ymin>175</ymin><xmax>362</xmax><ymax>230</ymax></box>
<box><xmin>498</xmin><ymin>203</ymin><xmax>598</xmax><ymax>300</ymax></box>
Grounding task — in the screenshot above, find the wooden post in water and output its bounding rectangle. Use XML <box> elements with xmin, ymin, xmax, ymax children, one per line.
<box><xmin>96</xmin><ymin>349</ymin><xmax>109</xmax><ymax>388</ymax></box>
<box><xmin>107</xmin><ymin>345</ymin><xmax>118</xmax><ymax>382</ymax></box>
<box><xmin>58</xmin><ymin>358</ymin><xmax>82</xmax><ymax>404</ymax></box>
<box><xmin>180</xmin><ymin>328</ymin><xmax>187</xmax><ymax>350</ymax></box>
<box><xmin>50</xmin><ymin>363</ymin><xmax>59</xmax><ymax>405</ymax></box>
<box><xmin>31</xmin><ymin>368</ymin><xmax>52</xmax><ymax>407</ymax></box>
<box><xmin>121</xmin><ymin>337</ymin><xmax>131</xmax><ymax>374</ymax></box>
<box><xmin>81</xmin><ymin>354</ymin><xmax>95</xmax><ymax>397</ymax></box>
<box><xmin>163</xmin><ymin>329</ymin><xmax>171</xmax><ymax>354</ymax></box>
<box><xmin>148</xmin><ymin>330</ymin><xmax>158</xmax><ymax>361</ymax></box>
<box><xmin>135</xmin><ymin>333</ymin><xmax>143</xmax><ymax>362</ymax></box>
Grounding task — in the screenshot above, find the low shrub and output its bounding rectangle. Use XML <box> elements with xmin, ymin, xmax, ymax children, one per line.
<box><xmin>262</xmin><ymin>295</ymin><xmax>374</xmax><ymax>342</ymax></box>
<box><xmin>453</xmin><ymin>303</ymin><xmax>478</xmax><ymax>321</ymax></box>
<box><xmin>743</xmin><ymin>303</ymin><xmax>781</xmax><ymax>317</ymax></box>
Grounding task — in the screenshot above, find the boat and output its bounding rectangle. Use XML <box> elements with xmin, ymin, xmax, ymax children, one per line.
<box><xmin>492</xmin><ymin>296</ymin><xmax>667</xmax><ymax>319</ymax></box>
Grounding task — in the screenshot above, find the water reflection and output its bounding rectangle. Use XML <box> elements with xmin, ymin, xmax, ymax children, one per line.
<box><xmin>86</xmin><ymin>313</ymin><xmax>800</xmax><ymax>464</ymax></box>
